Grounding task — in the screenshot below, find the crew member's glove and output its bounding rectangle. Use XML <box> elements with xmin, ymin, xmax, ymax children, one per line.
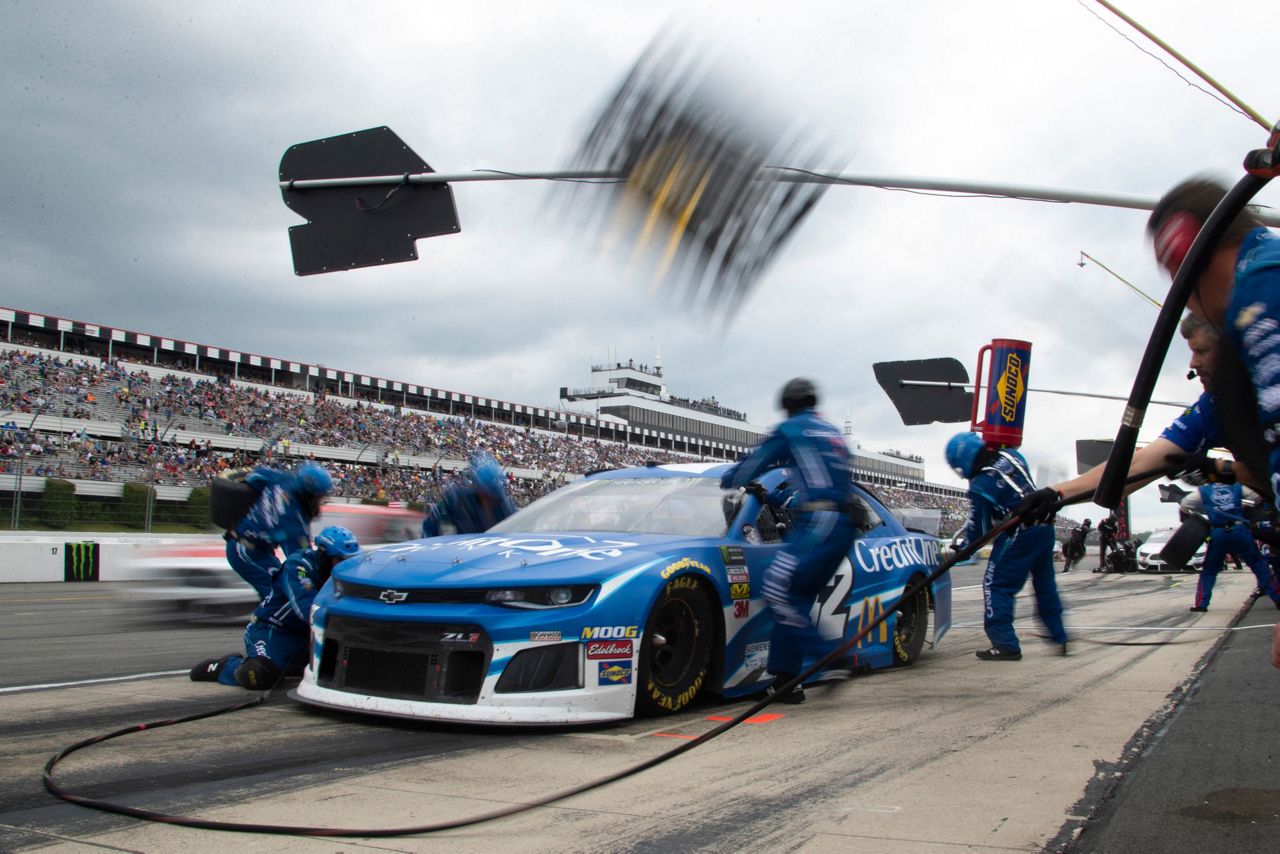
<box><xmin>1166</xmin><ymin>452</ymin><xmax>1235</xmax><ymax>486</ymax></box>
<box><xmin>744</xmin><ymin>481</ymin><xmax>769</xmax><ymax>502</ymax></box>
<box><xmin>1011</xmin><ymin>487</ymin><xmax>1061</xmax><ymax>526</ymax></box>
<box><xmin>1252</xmin><ymin>523</ymin><xmax>1280</xmax><ymax>548</ymax></box>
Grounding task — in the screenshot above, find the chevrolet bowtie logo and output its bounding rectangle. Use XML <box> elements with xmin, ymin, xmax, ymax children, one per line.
<box><xmin>379</xmin><ymin>589</ymin><xmax>409</xmax><ymax>604</ymax></box>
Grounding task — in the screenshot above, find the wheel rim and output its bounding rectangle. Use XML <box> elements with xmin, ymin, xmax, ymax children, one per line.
<box><xmin>896</xmin><ymin>591</ymin><xmax>922</xmax><ymax>647</ymax></box>
<box><xmin>648</xmin><ymin>598</ymin><xmax>699</xmax><ymax>688</ymax></box>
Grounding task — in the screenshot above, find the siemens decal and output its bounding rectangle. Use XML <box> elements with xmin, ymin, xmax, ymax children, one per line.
<box><xmin>853</xmin><ymin>538</ymin><xmax>938</xmax><ymax>573</ymax></box>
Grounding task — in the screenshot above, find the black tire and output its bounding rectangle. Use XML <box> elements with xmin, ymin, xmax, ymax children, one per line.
<box><xmin>635</xmin><ymin>575</ymin><xmax>716</xmax><ymax>716</ymax></box>
<box><xmin>891</xmin><ymin>584</ymin><xmax>929</xmax><ymax>666</ymax></box>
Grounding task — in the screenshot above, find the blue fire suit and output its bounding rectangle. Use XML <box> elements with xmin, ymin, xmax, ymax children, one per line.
<box><xmin>1194</xmin><ymin>483</ymin><xmax>1280</xmax><ymax>609</ymax></box>
<box><xmin>226</xmin><ymin>467</ymin><xmax>318</xmax><ymax>599</ymax></box>
<box><xmin>1224</xmin><ymin>228</ymin><xmax>1280</xmax><ymax>507</ymax></box>
<box><xmin>957</xmin><ymin>449</ymin><xmax>1066</xmax><ymax>654</ymax></box>
<box><xmin>421</xmin><ymin>480</ymin><xmax>517</xmax><ymax>537</ymax></box>
<box><xmin>216</xmin><ymin>546</ymin><xmax>329</xmax><ymax>687</ymax></box>
<box><xmin>1159</xmin><ymin>391</ymin><xmax>1221</xmax><ymax>454</ymax></box>
<box><xmin>721</xmin><ymin>408</ymin><xmax>857</xmax><ymax>678</ymax></box>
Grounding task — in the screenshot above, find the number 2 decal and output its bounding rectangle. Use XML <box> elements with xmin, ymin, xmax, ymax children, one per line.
<box><xmin>810</xmin><ymin>557</ymin><xmax>853</xmax><ymax>639</ymax></box>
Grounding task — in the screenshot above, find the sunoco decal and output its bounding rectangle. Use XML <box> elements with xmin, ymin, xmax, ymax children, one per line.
<box><xmin>598</xmin><ymin>662</ymin><xmax>633</xmax><ymax>684</ymax></box>
<box><xmin>586</xmin><ymin>640</ymin><xmax>633</xmax><ymax>660</ymax></box>
<box><xmin>64</xmin><ymin>542</ymin><xmax>99</xmax><ymax>582</ymax></box>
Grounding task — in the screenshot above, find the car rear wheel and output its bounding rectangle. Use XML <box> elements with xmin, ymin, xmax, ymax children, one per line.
<box><xmin>891</xmin><ymin>584</ymin><xmax>929</xmax><ymax>666</ymax></box>
<box><xmin>635</xmin><ymin>575</ymin><xmax>715</xmax><ymax>716</ymax></box>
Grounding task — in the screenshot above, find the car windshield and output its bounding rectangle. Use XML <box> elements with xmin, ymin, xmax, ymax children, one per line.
<box><xmin>1143</xmin><ymin>530</ymin><xmax>1173</xmax><ymax>546</ymax></box>
<box><xmin>488</xmin><ymin>476</ymin><xmax>729</xmax><ymax>537</ymax></box>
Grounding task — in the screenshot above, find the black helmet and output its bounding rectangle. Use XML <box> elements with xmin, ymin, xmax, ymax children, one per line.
<box><xmin>780</xmin><ymin>377</ymin><xmax>818</xmax><ymax>414</ymax></box>
<box><xmin>1082</xmin><ymin>518</ymin><xmax>1092</xmax><ymax>526</ymax></box>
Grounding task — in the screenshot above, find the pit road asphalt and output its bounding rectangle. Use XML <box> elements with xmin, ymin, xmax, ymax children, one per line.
<box><xmin>1</xmin><ymin>565</ymin><xmax>1277</xmax><ymax>852</ymax></box>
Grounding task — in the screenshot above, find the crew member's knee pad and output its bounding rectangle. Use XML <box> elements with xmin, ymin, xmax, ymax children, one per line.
<box><xmin>234</xmin><ymin>655</ymin><xmax>282</xmax><ymax>690</ymax></box>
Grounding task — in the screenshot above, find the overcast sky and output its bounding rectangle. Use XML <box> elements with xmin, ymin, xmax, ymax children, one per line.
<box><xmin>2</xmin><ymin>1</ymin><xmax>1276</xmax><ymax>532</ymax></box>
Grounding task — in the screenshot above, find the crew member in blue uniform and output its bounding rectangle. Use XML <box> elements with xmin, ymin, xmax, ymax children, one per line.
<box><xmin>422</xmin><ymin>451</ymin><xmax>517</xmax><ymax>537</ymax></box>
<box><xmin>1145</xmin><ymin>178</ymin><xmax>1280</xmax><ymax>499</ymax></box>
<box><xmin>721</xmin><ymin>377</ymin><xmax>858</xmax><ymax>703</ymax></box>
<box><xmin>946</xmin><ymin>432</ymin><xmax>1068</xmax><ymax>661</ymax></box>
<box><xmin>1189</xmin><ymin>482</ymin><xmax>1280</xmax><ymax>611</ymax></box>
<box><xmin>1017</xmin><ymin>314</ymin><xmax>1237</xmax><ymax>521</ymax></box>
<box><xmin>226</xmin><ymin>461</ymin><xmax>333</xmax><ymax>599</ymax></box>
<box><xmin>192</xmin><ymin>525</ymin><xmax>361</xmax><ymax>688</ymax></box>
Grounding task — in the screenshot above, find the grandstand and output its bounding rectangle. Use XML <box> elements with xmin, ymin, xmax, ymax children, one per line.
<box><xmin>0</xmin><ymin>305</ymin><xmax>1076</xmax><ymax>546</ymax></box>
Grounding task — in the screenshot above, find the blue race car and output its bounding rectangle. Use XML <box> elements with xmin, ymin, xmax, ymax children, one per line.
<box><xmin>293</xmin><ymin>462</ymin><xmax>951</xmax><ymax>725</ymax></box>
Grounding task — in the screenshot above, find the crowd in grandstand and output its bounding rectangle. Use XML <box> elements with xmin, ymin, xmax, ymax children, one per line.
<box><xmin>2</xmin><ymin>340</ymin><xmax>1082</xmax><ymax>540</ymax></box>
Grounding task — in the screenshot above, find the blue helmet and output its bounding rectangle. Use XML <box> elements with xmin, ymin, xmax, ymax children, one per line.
<box><xmin>469</xmin><ymin>452</ymin><xmax>505</xmax><ymax>495</ymax></box>
<box><xmin>945</xmin><ymin>432</ymin><xmax>986</xmax><ymax>478</ymax></box>
<box><xmin>296</xmin><ymin>461</ymin><xmax>333</xmax><ymax>496</ymax></box>
<box><xmin>315</xmin><ymin>525</ymin><xmax>360</xmax><ymax>559</ymax></box>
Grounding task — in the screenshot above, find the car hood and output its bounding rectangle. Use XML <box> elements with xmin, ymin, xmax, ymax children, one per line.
<box><xmin>334</xmin><ymin>531</ymin><xmax>712</xmax><ymax>587</ymax></box>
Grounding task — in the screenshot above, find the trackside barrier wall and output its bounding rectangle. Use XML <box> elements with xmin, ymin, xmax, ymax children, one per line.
<box><xmin>0</xmin><ymin>535</ymin><xmax>217</xmax><ymax>583</ymax></box>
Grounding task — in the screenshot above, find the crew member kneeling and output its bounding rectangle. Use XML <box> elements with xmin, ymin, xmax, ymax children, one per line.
<box><xmin>191</xmin><ymin>526</ymin><xmax>361</xmax><ymax>689</ymax></box>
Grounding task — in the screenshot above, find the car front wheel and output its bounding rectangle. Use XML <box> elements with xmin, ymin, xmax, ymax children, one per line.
<box><xmin>635</xmin><ymin>575</ymin><xmax>715</xmax><ymax>716</ymax></box>
<box><xmin>891</xmin><ymin>584</ymin><xmax>929</xmax><ymax>666</ymax></box>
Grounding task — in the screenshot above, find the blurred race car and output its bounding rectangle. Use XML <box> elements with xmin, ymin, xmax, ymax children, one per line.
<box><xmin>127</xmin><ymin>503</ymin><xmax>420</xmax><ymax>622</ymax></box>
<box><xmin>1136</xmin><ymin>528</ymin><xmax>1207</xmax><ymax>572</ymax></box>
<box><xmin>294</xmin><ymin>462</ymin><xmax>952</xmax><ymax>725</ymax></box>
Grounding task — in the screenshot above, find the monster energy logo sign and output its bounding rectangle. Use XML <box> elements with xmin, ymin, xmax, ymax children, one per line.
<box><xmin>64</xmin><ymin>542</ymin><xmax>100</xmax><ymax>582</ymax></box>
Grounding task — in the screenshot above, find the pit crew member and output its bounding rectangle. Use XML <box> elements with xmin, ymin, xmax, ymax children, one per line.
<box><xmin>1184</xmin><ymin>482</ymin><xmax>1280</xmax><ymax>611</ymax></box>
<box><xmin>422</xmin><ymin>451</ymin><xmax>517</xmax><ymax>537</ymax></box>
<box><xmin>946</xmin><ymin>432</ymin><xmax>1068</xmax><ymax>661</ymax></box>
<box><xmin>191</xmin><ymin>525</ymin><xmax>361</xmax><ymax>688</ymax></box>
<box><xmin>720</xmin><ymin>377</ymin><xmax>858</xmax><ymax>703</ymax></box>
<box><xmin>226</xmin><ymin>461</ymin><xmax>333</xmax><ymax>599</ymax></box>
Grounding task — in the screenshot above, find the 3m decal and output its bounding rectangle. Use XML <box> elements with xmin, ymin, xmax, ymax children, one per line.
<box><xmin>598</xmin><ymin>662</ymin><xmax>633</xmax><ymax>684</ymax></box>
<box><xmin>729</xmin><ymin>582</ymin><xmax>750</xmax><ymax>601</ymax></box>
<box><xmin>733</xmin><ymin>599</ymin><xmax>750</xmax><ymax>619</ymax></box>
<box><xmin>530</xmin><ymin>631</ymin><xmax>562</xmax><ymax>642</ymax></box>
<box><xmin>581</xmin><ymin>625</ymin><xmax>638</xmax><ymax>640</ymax></box>
<box><xmin>586</xmin><ymin>640</ymin><xmax>633</xmax><ymax>659</ymax></box>
<box><xmin>661</xmin><ymin>557</ymin><xmax>712</xmax><ymax>579</ymax></box>
<box><xmin>64</xmin><ymin>542</ymin><xmax>99</xmax><ymax>582</ymax></box>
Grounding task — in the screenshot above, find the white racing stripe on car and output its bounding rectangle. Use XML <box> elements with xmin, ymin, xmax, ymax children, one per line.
<box><xmin>596</xmin><ymin>562</ymin><xmax>660</xmax><ymax>603</ymax></box>
<box><xmin>0</xmin><ymin>670</ymin><xmax>188</xmax><ymax>694</ymax></box>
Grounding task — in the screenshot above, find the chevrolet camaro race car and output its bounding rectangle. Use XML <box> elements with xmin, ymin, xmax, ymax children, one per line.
<box><xmin>294</xmin><ymin>462</ymin><xmax>952</xmax><ymax>725</ymax></box>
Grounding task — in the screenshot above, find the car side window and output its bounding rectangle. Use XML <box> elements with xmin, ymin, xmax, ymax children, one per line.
<box><xmin>851</xmin><ymin>495</ymin><xmax>886</xmax><ymax>534</ymax></box>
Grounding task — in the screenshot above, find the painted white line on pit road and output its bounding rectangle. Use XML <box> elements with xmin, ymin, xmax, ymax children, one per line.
<box><xmin>0</xmin><ymin>670</ymin><xmax>187</xmax><ymax>694</ymax></box>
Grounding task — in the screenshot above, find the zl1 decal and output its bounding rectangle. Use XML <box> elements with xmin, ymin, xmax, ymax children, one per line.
<box><xmin>530</xmin><ymin>631</ymin><xmax>562</xmax><ymax>642</ymax></box>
